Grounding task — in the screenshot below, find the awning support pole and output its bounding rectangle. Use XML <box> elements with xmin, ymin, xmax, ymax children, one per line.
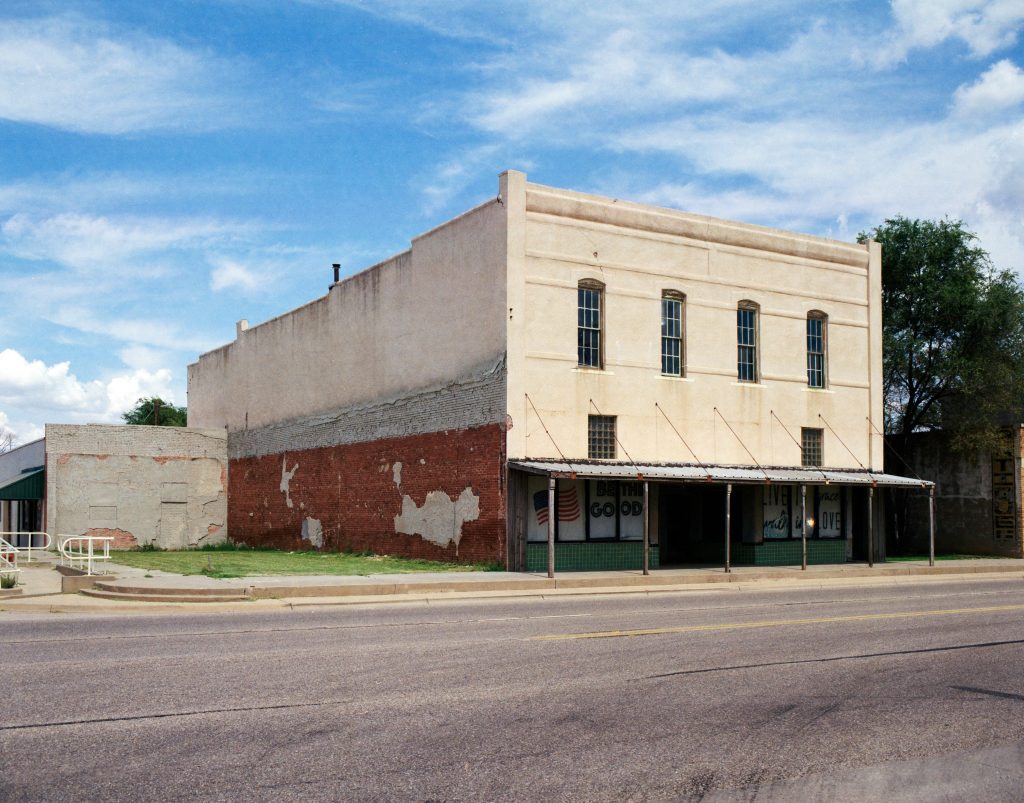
<box><xmin>868</xmin><ymin>486</ymin><xmax>874</xmax><ymax>568</ymax></box>
<box><xmin>801</xmin><ymin>484</ymin><xmax>808</xmax><ymax>571</ymax></box>
<box><xmin>642</xmin><ymin>481</ymin><xmax>650</xmax><ymax>576</ymax></box>
<box><xmin>928</xmin><ymin>486</ymin><xmax>935</xmax><ymax>568</ymax></box>
<box><xmin>724</xmin><ymin>483</ymin><xmax>732</xmax><ymax>574</ymax></box>
<box><xmin>547</xmin><ymin>476</ymin><xmax>555</xmax><ymax>579</ymax></box>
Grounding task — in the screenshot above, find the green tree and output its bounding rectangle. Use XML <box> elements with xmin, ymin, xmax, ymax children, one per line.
<box><xmin>122</xmin><ymin>397</ymin><xmax>188</xmax><ymax>427</ymax></box>
<box><xmin>859</xmin><ymin>217</ymin><xmax>1024</xmax><ymax>453</ymax></box>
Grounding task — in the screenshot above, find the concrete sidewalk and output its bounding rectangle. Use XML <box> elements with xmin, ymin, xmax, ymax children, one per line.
<box><xmin>2</xmin><ymin>554</ymin><xmax>1023</xmax><ymax>614</ymax></box>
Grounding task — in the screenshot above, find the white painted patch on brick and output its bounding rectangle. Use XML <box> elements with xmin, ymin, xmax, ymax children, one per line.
<box><xmin>301</xmin><ymin>517</ymin><xmax>323</xmax><ymax>548</ymax></box>
<box><xmin>280</xmin><ymin>458</ymin><xmax>298</xmax><ymax>508</ymax></box>
<box><xmin>394</xmin><ymin>487</ymin><xmax>479</xmax><ymax>549</ymax></box>
<box><xmin>392</xmin><ymin>461</ymin><xmax>402</xmax><ymax>488</ymax></box>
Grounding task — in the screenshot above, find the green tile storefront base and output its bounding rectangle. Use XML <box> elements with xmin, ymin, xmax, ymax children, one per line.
<box><xmin>734</xmin><ymin>539</ymin><xmax>847</xmax><ymax>566</ymax></box>
<box><xmin>526</xmin><ymin>542</ymin><xmax>660</xmax><ymax>572</ymax></box>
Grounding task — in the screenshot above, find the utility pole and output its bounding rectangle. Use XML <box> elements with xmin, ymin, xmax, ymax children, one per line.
<box><xmin>153</xmin><ymin>399</ymin><xmax>161</xmax><ymax>426</ymax></box>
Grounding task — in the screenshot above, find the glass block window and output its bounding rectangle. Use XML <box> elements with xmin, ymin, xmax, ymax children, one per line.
<box><xmin>807</xmin><ymin>313</ymin><xmax>826</xmax><ymax>388</ymax></box>
<box><xmin>661</xmin><ymin>293</ymin><xmax>684</xmax><ymax>376</ymax></box>
<box><xmin>737</xmin><ymin>304</ymin><xmax>758</xmax><ymax>382</ymax></box>
<box><xmin>578</xmin><ymin>284</ymin><xmax>602</xmax><ymax>368</ymax></box>
<box><xmin>802</xmin><ymin>427</ymin><xmax>824</xmax><ymax>467</ymax></box>
<box><xmin>588</xmin><ymin>415</ymin><xmax>616</xmax><ymax>460</ymax></box>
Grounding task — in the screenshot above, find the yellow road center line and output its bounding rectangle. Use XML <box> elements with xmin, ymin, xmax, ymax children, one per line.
<box><xmin>531</xmin><ymin>603</ymin><xmax>1024</xmax><ymax>641</ymax></box>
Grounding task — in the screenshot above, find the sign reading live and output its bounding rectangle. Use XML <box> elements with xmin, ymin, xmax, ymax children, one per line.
<box><xmin>763</xmin><ymin>485</ymin><xmax>843</xmax><ymax>539</ymax></box>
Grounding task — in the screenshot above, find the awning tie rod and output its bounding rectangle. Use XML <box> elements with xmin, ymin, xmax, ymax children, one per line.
<box><xmin>525</xmin><ymin>393</ymin><xmax>578</xmax><ymax>478</ymax></box>
<box><xmin>770</xmin><ymin>410</ymin><xmax>828</xmax><ymax>483</ymax></box>
<box><xmin>590</xmin><ymin>399</ymin><xmax>644</xmax><ymax>480</ymax></box>
<box><xmin>714</xmin><ymin>407</ymin><xmax>770</xmax><ymax>482</ymax></box>
<box><xmin>655</xmin><ymin>403</ymin><xmax>713</xmax><ymax>481</ymax></box>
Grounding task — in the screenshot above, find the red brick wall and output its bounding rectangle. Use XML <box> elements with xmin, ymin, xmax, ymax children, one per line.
<box><xmin>228</xmin><ymin>423</ymin><xmax>507</xmax><ymax>566</ymax></box>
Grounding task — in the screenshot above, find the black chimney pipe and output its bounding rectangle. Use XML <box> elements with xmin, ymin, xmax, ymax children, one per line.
<box><xmin>332</xmin><ymin>263</ymin><xmax>340</xmax><ymax>286</ymax></box>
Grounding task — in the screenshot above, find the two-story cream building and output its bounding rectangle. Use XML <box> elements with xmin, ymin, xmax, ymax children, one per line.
<box><xmin>188</xmin><ymin>170</ymin><xmax>928</xmax><ymax>571</ymax></box>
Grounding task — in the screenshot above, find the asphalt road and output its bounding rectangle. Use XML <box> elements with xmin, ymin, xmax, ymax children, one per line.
<box><xmin>3</xmin><ymin>577</ymin><xmax>1024</xmax><ymax>801</ymax></box>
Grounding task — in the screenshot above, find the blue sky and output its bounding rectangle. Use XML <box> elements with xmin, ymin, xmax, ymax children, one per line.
<box><xmin>1</xmin><ymin>0</ymin><xmax>1022</xmax><ymax>444</ymax></box>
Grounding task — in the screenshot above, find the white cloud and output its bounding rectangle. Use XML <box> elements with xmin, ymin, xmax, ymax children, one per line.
<box><xmin>954</xmin><ymin>59</ymin><xmax>1024</xmax><ymax>115</ymax></box>
<box><xmin>0</xmin><ymin>15</ymin><xmax>243</xmax><ymax>134</ymax></box>
<box><xmin>1</xmin><ymin>212</ymin><xmax>252</xmax><ymax>272</ymax></box>
<box><xmin>118</xmin><ymin>345</ymin><xmax>174</xmax><ymax>372</ymax></box>
<box><xmin>417</xmin><ymin>145</ymin><xmax>505</xmax><ymax>214</ymax></box>
<box><xmin>210</xmin><ymin>258</ymin><xmax>264</xmax><ymax>292</ymax></box>
<box><xmin>48</xmin><ymin>308</ymin><xmax>216</xmax><ymax>354</ymax></box>
<box><xmin>878</xmin><ymin>0</ymin><xmax>1024</xmax><ymax>65</ymax></box>
<box><xmin>0</xmin><ymin>348</ymin><xmax>178</xmax><ymax>433</ymax></box>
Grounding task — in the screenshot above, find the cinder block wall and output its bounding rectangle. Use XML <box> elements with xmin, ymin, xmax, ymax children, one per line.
<box><xmin>898</xmin><ymin>429</ymin><xmax>1023</xmax><ymax>558</ymax></box>
<box><xmin>45</xmin><ymin>424</ymin><xmax>228</xmax><ymax>549</ymax></box>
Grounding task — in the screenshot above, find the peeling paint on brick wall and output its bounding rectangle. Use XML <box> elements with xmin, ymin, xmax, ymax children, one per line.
<box><xmin>302</xmin><ymin>517</ymin><xmax>323</xmax><ymax>548</ymax></box>
<box><xmin>280</xmin><ymin>458</ymin><xmax>298</xmax><ymax>508</ymax></box>
<box><xmin>394</xmin><ymin>487</ymin><xmax>479</xmax><ymax>550</ymax></box>
<box><xmin>227</xmin><ymin>423</ymin><xmax>506</xmax><ymax>565</ymax></box>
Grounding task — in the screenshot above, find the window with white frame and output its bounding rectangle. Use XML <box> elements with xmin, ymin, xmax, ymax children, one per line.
<box><xmin>661</xmin><ymin>291</ymin><xmax>684</xmax><ymax>376</ymax></box>
<box><xmin>807</xmin><ymin>311</ymin><xmax>827</xmax><ymax>388</ymax></box>
<box><xmin>737</xmin><ymin>302</ymin><xmax>759</xmax><ymax>382</ymax></box>
<box><xmin>578</xmin><ymin>281</ymin><xmax>603</xmax><ymax>368</ymax></box>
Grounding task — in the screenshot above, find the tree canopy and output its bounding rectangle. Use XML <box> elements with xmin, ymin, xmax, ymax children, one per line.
<box><xmin>860</xmin><ymin>217</ymin><xmax>1024</xmax><ymax>453</ymax></box>
<box><xmin>122</xmin><ymin>397</ymin><xmax>188</xmax><ymax>427</ymax></box>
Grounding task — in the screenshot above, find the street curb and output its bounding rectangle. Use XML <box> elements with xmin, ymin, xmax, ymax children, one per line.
<box><xmin>1</xmin><ymin>569</ymin><xmax>1021</xmax><ymax>615</ymax></box>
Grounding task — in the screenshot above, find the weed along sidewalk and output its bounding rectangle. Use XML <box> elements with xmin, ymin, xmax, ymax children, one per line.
<box><xmin>2</xmin><ymin>548</ymin><xmax>1024</xmax><ymax>612</ymax></box>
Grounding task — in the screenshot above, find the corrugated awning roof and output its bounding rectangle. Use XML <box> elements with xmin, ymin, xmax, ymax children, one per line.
<box><xmin>0</xmin><ymin>468</ymin><xmax>44</xmax><ymax>500</ymax></box>
<box><xmin>508</xmin><ymin>459</ymin><xmax>932</xmax><ymax>488</ymax></box>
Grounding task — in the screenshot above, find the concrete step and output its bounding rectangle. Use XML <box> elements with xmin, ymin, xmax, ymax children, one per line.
<box><xmin>92</xmin><ymin>581</ymin><xmax>249</xmax><ymax>598</ymax></box>
<box><xmin>81</xmin><ymin>588</ymin><xmax>250</xmax><ymax>603</ymax></box>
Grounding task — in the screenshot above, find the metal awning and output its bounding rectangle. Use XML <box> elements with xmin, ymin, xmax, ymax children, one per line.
<box><xmin>0</xmin><ymin>468</ymin><xmax>44</xmax><ymax>500</ymax></box>
<box><xmin>508</xmin><ymin>459</ymin><xmax>932</xmax><ymax>488</ymax></box>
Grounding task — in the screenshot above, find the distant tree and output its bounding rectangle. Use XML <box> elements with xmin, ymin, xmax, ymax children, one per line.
<box><xmin>122</xmin><ymin>397</ymin><xmax>187</xmax><ymax>427</ymax></box>
<box><xmin>859</xmin><ymin>217</ymin><xmax>1024</xmax><ymax>453</ymax></box>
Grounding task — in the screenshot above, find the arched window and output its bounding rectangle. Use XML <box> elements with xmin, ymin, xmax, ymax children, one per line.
<box><xmin>578</xmin><ymin>279</ymin><xmax>604</xmax><ymax>368</ymax></box>
<box><xmin>807</xmin><ymin>310</ymin><xmax>828</xmax><ymax>388</ymax></box>
<box><xmin>661</xmin><ymin>290</ymin><xmax>685</xmax><ymax>376</ymax></box>
<box><xmin>737</xmin><ymin>301</ymin><xmax>759</xmax><ymax>382</ymax></box>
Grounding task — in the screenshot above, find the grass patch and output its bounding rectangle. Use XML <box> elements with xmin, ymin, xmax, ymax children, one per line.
<box><xmin>108</xmin><ymin>547</ymin><xmax>502</xmax><ymax>578</ymax></box>
<box><xmin>1</xmin><ymin>573</ymin><xmax>17</xmax><ymax>589</ymax></box>
<box><xmin>886</xmin><ymin>553</ymin><xmax>1012</xmax><ymax>562</ymax></box>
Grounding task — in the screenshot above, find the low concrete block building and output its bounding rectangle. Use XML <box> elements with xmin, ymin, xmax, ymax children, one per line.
<box><xmin>45</xmin><ymin>424</ymin><xmax>228</xmax><ymax>549</ymax></box>
<box><xmin>897</xmin><ymin>429</ymin><xmax>1023</xmax><ymax>559</ymax></box>
<box><xmin>188</xmin><ymin>170</ymin><xmax>928</xmax><ymax>570</ymax></box>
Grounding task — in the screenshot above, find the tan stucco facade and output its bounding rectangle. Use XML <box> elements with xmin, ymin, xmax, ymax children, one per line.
<box><xmin>502</xmin><ymin>170</ymin><xmax>883</xmax><ymax>471</ymax></box>
<box><xmin>188</xmin><ymin>199</ymin><xmax>508</xmax><ymax>432</ymax></box>
<box><xmin>190</xmin><ymin>170</ymin><xmax>883</xmax><ymax>471</ymax></box>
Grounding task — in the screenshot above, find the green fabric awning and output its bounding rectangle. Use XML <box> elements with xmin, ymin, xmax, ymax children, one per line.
<box><xmin>0</xmin><ymin>468</ymin><xmax>44</xmax><ymax>500</ymax></box>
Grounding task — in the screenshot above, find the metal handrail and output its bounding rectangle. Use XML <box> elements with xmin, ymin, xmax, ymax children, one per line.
<box><xmin>58</xmin><ymin>535</ymin><xmax>114</xmax><ymax>576</ymax></box>
<box><xmin>0</xmin><ymin>536</ymin><xmax>20</xmax><ymax>577</ymax></box>
<box><xmin>0</xmin><ymin>531</ymin><xmax>52</xmax><ymax>562</ymax></box>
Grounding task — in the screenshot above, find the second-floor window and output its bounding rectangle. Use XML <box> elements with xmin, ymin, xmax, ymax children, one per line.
<box><xmin>588</xmin><ymin>415</ymin><xmax>616</xmax><ymax>459</ymax></box>
<box><xmin>807</xmin><ymin>312</ymin><xmax>827</xmax><ymax>388</ymax></box>
<box><xmin>578</xmin><ymin>281</ymin><xmax>603</xmax><ymax>368</ymax></box>
<box><xmin>802</xmin><ymin>427</ymin><xmax>824</xmax><ymax>466</ymax></box>
<box><xmin>737</xmin><ymin>302</ymin><xmax>759</xmax><ymax>382</ymax></box>
<box><xmin>661</xmin><ymin>292</ymin><xmax>684</xmax><ymax>376</ymax></box>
